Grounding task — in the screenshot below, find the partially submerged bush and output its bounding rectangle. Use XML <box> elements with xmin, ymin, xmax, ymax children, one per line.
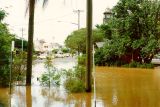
<box><xmin>122</xmin><ymin>61</ymin><xmax>154</xmax><ymax>69</ymax></box>
<box><xmin>40</xmin><ymin>70</ymin><xmax>61</xmax><ymax>87</ymax></box>
<box><xmin>78</xmin><ymin>55</ymin><xmax>86</xmax><ymax>66</ymax></box>
<box><xmin>63</xmin><ymin>65</ymin><xmax>86</xmax><ymax>93</ymax></box>
<box><xmin>0</xmin><ymin>65</ymin><xmax>10</xmax><ymax>87</ymax></box>
<box><xmin>12</xmin><ymin>51</ymin><xmax>27</xmax><ymax>84</ymax></box>
<box><xmin>64</xmin><ymin>78</ymin><xmax>85</xmax><ymax>93</ymax></box>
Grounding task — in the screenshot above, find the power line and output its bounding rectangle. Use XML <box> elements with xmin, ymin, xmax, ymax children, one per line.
<box><xmin>9</xmin><ymin>12</ymin><xmax>74</xmax><ymax>27</ymax></box>
<box><xmin>21</xmin><ymin>28</ymin><xmax>24</xmax><ymax>51</ymax></box>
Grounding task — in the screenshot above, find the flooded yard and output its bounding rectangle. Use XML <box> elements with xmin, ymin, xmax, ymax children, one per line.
<box><xmin>95</xmin><ymin>67</ymin><xmax>160</xmax><ymax>107</ymax></box>
<box><xmin>0</xmin><ymin>57</ymin><xmax>160</xmax><ymax>107</ymax></box>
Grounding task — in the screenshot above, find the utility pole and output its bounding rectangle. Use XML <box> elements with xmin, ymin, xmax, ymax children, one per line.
<box><xmin>86</xmin><ymin>0</ymin><xmax>92</xmax><ymax>92</ymax></box>
<box><xmin>21</xmin><ymin>28</ymin><xmax>24</xmax><ymax>52</ymax></box>
<box><xmin>73</xmin><ymin>9</ymin><xmax>83</xmax><ymax>30</ymax></box>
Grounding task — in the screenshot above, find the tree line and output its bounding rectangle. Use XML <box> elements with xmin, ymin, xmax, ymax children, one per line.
<box><xmin>65</xmin><ymin>0</ymin><xmax>160</xmax><ymax>67</ymax></box>
<box><xmin>0</xmin><ymin>9</ymin><xmax>28</xmax><ymax>87</ymax></box>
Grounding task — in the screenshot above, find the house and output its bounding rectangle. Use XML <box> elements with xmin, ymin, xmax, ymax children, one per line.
<box><xmin>34</xmin><ymin>39</ymin><xmax>62</xmax><ymax>55</ymax></box>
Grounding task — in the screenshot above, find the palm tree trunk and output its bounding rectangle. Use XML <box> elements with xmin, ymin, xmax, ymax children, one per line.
<box><xmin>26</xmin><ymin>0</ymin><xmax>35</xmax><ymax>86</ymax></box>
<box><xmin>86</xmin><ymin>0</ymin><xmax>92</xmax><ymax>92</ymax></box>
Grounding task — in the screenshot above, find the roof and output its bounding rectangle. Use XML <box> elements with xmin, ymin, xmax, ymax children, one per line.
<box><xmin>95</xmin><ymin>42</ymin><xmax>105</xmax><ymax>48</ymax></box>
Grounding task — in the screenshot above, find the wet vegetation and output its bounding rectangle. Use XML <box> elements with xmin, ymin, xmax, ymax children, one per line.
<box><xmin>65</xmin><ymin>0</ymin><xmax>160</xmax><ymax>68</ymax></box>
<box><xmin>39</xmin><ymin>53</ymin><xmax>86</xmax><ymax>92</ymax></box>
<box><xmin>63</xmin><ymin>55</ymin><xmax>86</xmax><ymax>93</ymax></box>
<box><xmin>0</xmin><ymin>9</ymin><xmax>28</xmax><ymax>87</ymax></box>
<box><xmin>0</xmin><ymin>9</ymin><xmax>14</xmax><ymax>87</ymax></box>
<box><xmin>40</xmin><ymin>56</ymin><xmax>61</xmax><ymax>87</ymax></box>
<box><xmin>63</xmin><ymin>65</ymin><xmax>86</xmax><ymax>93</ymax></box>
<box><xmin>94</xmin><ymin>0</ymin><xmax>160</xmax><ymax>67</ymax></box>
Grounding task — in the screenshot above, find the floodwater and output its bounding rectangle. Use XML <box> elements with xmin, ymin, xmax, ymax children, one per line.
<box><xmin>95</xmin><ymin>67</ymin><xmax>160</xmax><ymax>107</ymax></box>
<box><xmin>0</xmin><ymin>57</ymin><xmax>160</xmax><ymax>107</ymax></box>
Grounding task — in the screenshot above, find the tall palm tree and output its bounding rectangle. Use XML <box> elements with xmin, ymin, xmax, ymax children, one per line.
<box><xmin>26</xmin><ymin>0</ymin><xmax>93</xmax><ymax>92</ymax></box>
<box><xmin>26</xmin><ymin>0</ymin><xmax>48</xmax><ymax>86</ymax></box>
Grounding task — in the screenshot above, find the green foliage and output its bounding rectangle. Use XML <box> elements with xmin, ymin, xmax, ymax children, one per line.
<box><xmin>14</xmin><ymin>38</ymin><xmax>28</xmax><ymax>51</ymax></box>
<box><xmin>61</xmin><ymin>48</ymin><xmax>69</xmax><ymax>53</ymax></box>
<box><xmin>63</xmin><ymin>65</ymin><xmax>86</xmax><ymax>93</ymax></box>
<box><xmin>95</xmin><ymin>0</ymin><xmax>160</xmax><ymax>66</ymax></box>
<box><xmin>0</xmin><ymin>9</ymin><xmax>6</xmax><ymax>22</ymax></box>
<box><xmin>12</xmin><ymin>51</ymin><xmax>27</xmax><ymax>83</ymax></box>
<box><xmin>78</xmin><ymin>55</ymin><xmax>86</xmax><ymax>66</ymax></box>
<box><xmin>0</xmin><ymin>9</ymin><xmax>14</xmax><ymax>87</ymax></box>
<box><xmin>64</xmin><ymin>78</ymin><xmax>85</xmax><ymax>93</ymax></box>
<box><xmin>65</xmin><ymin>28</ymin><xmax>104</xmax><ymax>54</ymax></box>
<box><xmin>0</xmin><ymin>24</ymin><xmax>13</xmax><ymax>64</ymax></box>
<box><xmin>95</xmin><ymin>48</ymin><xmax>106</xmax><ymax>66</ymax></box>
<box><xmin>0</xmin><ymin>65</ymin><xmax>10</xmax><ymax>87</ymax></box>
<box><xmin>40</xmin><ymin>56</ymin><xmax>60</xmax><ymax>87</ymax></box>
<box><xmin>129</xmin><ymin>61</ymin><xmax>140</xmax><ymax>68</ymax></box>
<box><xmin>0</xmin><ymin>51</ymin><xmax>27</xmax><ymax>87</ymax></box>
<box><xmin>40</xmin><ymin>71</ymin><xmax>61</xmax><ymax>86</ymax></box>
<box><xmin>96</xmin><ymin>24</ymin><xmax>112</xmax><ymax>39</ymax></box>
<box><xmin>123</xmin><ymin>61</ymin><xmax>154</xmax><ymax>69</ymax></box>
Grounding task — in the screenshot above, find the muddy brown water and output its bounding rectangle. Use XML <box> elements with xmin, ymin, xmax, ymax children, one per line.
<box><xmin>0</xmin><ymin>67</ymin><xmax>160</xmax><ymax>107</ymax></box>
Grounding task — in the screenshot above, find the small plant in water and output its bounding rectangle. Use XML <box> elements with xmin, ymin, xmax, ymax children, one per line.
<box><xmin>40</xmin><ymin>55</ymin><xmax>61</xmax><ymax>87</ymax></box>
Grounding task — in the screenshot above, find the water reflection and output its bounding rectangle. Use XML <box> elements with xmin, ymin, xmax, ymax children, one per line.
<box><xmin>26</xmin><ymin>86</ymin><xmax>32</xmax><ymax>107</ymax></box>
<box><xmin>0</xmin><ymin>88</ymin><xmax>9</xmax><ymax>107</ymax></box>
<box><xmin>7</xmin><ymin>86</ymin><xmax>92</xmax><ymax>107</ymax></box>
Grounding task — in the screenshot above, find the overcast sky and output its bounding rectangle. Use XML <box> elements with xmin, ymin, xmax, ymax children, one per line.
<box><xmin>0</xmin><ymin>0</ymin><xmax>118</xmax><ymax>45</ymax></box>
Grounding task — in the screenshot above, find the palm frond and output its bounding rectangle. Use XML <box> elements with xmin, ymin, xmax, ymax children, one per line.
<box><xmin>25</xmin><ymin>0</ymin><xmax>29</xmax><ymax>16</ymax></box>
<box><xmin>42</xmin><ymin>0</ymin><xmax>49</xmax><ymax>8</ymax></box>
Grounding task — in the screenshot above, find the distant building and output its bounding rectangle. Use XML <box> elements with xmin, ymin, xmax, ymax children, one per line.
<box><xmin>34</xmin><ymin>39</ymin><xmax>45</xmax><ymax>53</ymax></box>
<box><xmin>103</xmin><ymin>8</ymin><xmax>112</xmax><ymax>23</ymax></box>
<box><xmin>51</xmin><ymin>43</ymin><xmax>62</xmax><ymax>50</ymax></box>
<box><xmin>34</xmin><ymin>39</ymin><xmax>62</xmax><ymax>54</ymax></box>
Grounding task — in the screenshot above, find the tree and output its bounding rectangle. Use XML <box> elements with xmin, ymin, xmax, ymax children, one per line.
<box><xmin>15</xmin><ymin>38</ymin><xmax>28</xmax><ymax>51</ymax></box>
<box><xmin>97</xmin><ymin>0</ymin><xmax>160</xmax><ymax>65</ymax></box>
<box><xmin>0</xmin><ymin>9</ymin><xmax>13</xmax><ymax>87</ymax></box>
<box><xmin>26</xmin><ymin>0</ymin><xmax>48</xmax><ymax>86</ymax></box>
<box><xmin>0</xmin><ymin>9</ymin><xmax>5</xmax><ymax>22</ymax></box>
<box><xmin>26</xmin><ymin>0</ymin><xmax>35</xmax><ymax>86</ymax></box>
<box><xmin>65</xmin><ymin>28</ymin><xmax>104</xmax><ymax>54</ymax></box>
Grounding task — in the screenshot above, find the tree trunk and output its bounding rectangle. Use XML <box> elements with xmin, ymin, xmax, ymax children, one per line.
<box><xmin>26</xmin><ymin>0</ymin><xmax>35</xmax><ymax>86</ymax></box>
<box><xmin>86</xmin><ymin>0</ymin><xmax>92</xmax><ymax>92</ymax></box>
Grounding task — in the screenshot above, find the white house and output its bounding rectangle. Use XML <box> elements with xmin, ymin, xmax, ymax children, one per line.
<box><xmin>34</xmin><ymin>39</ymin><xmax>62</xmax><ymax>54</ymax></box>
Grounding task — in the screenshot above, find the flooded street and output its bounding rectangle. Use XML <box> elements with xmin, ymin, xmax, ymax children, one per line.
<box><xmin>0</xmin><ymin>57</ymin><xmax>160</xmax><ymax>107</ymax></box>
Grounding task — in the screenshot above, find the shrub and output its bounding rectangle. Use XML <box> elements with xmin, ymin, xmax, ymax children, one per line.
<box><xmin>122</xmin><ymin>61</ymin><xmax>154</xmax><ymax>69</ymax></box>
<box><xmin>129</xmin><ymin>61</ymin><xmax>140</xmax><ymax>68</ymax></box>
<box><xmin>63</xmin><ymin>65</ymin><xmax>86</xmax><ymax>93</ymax></box>
<box><xmin>64</xmin><ymin>78</ymin><xmax>85</xmax><ymax>93</ymax></box>
<box><xmin>12</xmin><ymin>51</ymin><xmax>27</xmax><ymax>84</ymax></box>
<box><xmin>95</xmin><ymin>48</ymin><xmax>105</xmax><ymax>66</ymax></box>
<box><xmin>0</xmin><ymin>65</ymin><xmax>10</xmax><ymax>87</ymax></box>
<box><xmin>40</xmin><ymin>71</ymin><xmax>60</xmax><ymax>87</ymax></box>
<box><xmin>40</xmin><ymin>55</ymin><xmax>61</xmax><ymax>87</ymax></box>
<box><xmin>146</xmin><ymin>63</ymin><xmax>154</xmax><ymax>68</ymax></box>
<box><xmin>78</xmin><ymin>55</ymin><xmax>86</xmax><ymax>66</ymax></box>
